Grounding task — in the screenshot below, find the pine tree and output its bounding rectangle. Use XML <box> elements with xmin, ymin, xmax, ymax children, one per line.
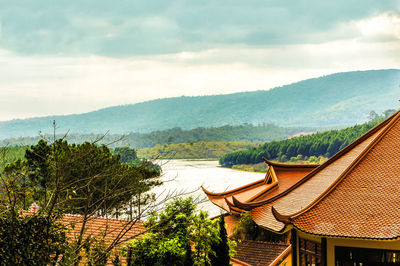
<box><xmin>209</xmin><ymin>216</ymin><xmax>230</xmax><ymax>266</ymax></box>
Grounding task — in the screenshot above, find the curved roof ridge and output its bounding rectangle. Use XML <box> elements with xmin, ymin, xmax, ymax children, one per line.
<box><xmin>287</xmin><ymin>110</ymin><xmax>400</xmax><ymax>221</ymax></box>
<box><xmin>262</xmin><ymin>157</ymin><xmax>319</xmax><ymax>168</ymax></box>
<box><xmin>247</xmin><ymin>182</ymin><xmax>279</xmax><ymax>202</ymax></box>
<box><xmin>200</xmin><ymin>178</ymin><xmax>265</xmax><ymax>197</ymax></box>
<box><xmin>225</xmin><ymin>198</ymin><xmax>245</xmax><ymax>213</ymax></box>
<box><xmin>234</xmin><ymin>111</ymin><xmax>399</xmax><ymax>210</ymax></box>
<box><xmin>232</xmin><ymin>195</ymin><xmax>251</xmax><ymax>210</ymax></box>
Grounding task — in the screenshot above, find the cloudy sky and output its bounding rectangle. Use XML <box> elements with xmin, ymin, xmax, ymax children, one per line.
<box><xmin>0</xmin><ymin>1</ymin><xmax>399</xmax><ymax>121</ymax></box>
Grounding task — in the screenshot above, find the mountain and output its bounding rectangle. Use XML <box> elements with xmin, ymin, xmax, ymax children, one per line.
<box><xmin>0</xmin><ymin>69</ymin><xmax>399</xmax><ymax>139</ymax></box>
<box><xmin>0</xmin><ymin>124</ymin><xmax>315</xmax><ymax>148</ymax></box>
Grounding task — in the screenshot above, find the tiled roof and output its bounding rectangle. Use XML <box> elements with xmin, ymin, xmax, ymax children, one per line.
<box><xmin>291</xmin><ymin>110</ymin><xmax>400</xmax><ymax>239</ymax></box>
<box><xmin>60</xmin><ymin>214</ymin><xmax>145</xmax><ymax>245</ymax></box>
<box><xmin>202</xmin><ymin>160</ymin><xmax>317</xmax><ymax>212</ymax></box>
<box><xmin>233</xmin><ymin>240</ymin><xmax>289</xmax><ymax>266</ymax></box>
<box><xmin>245</xmin><ymin>113</ymin><xmax>393</xmax><ymax>232</ymax></box>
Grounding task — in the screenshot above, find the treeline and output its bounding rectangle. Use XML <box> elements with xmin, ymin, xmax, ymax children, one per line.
<box><xmin>0</xmin><ymin>145</ymin><xmax>158</xmax><ymax>169</ymax></box>
<box><xmin>138</xmin><ymin>141</ymin><xmax>257</xmax><ymax>159</ymax></box>
<box><xmin>0</xmin><ymin>146</ymin><xmax>26</xmax><ymax>168</ymax></box>
<box><xmin>0</xmin><ymin>141</ymin><xmax>255</xmax><ymax>163</ymax></box>
<box><xmin>220</xmin><ymin>110</ymin><xmax>396</xmax><ymax>167</ymax></box>
<box><xmin>0</xmin><ymin>124</ymin><xmax>314</xmax><ymax>148</ymax></box>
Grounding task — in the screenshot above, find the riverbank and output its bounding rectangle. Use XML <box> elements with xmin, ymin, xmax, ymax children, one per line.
<box><xmin>137</xmin><ymin>141</ymin><xmax>257</xmax><ymax>160</ymax></box>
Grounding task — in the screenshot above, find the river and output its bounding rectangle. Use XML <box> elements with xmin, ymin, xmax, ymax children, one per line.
<box><xmin>150</xmin><ymin>160</ymin><xmax>265</xmax><ymax>217</ymax></box>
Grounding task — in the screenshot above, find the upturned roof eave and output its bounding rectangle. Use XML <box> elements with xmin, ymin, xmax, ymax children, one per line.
<box><xmin>231</xmin><ymin>111</ymin><xmax>398</xmax><ymax>211</ymax></box>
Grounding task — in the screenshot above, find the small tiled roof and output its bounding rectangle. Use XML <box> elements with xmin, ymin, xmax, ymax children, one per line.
<box><xmin>202</xmin><ymin>160</ymin><xmax>317</xmax><ymax>212</ymax></box>
<box><xmin>291</xmin><ymin>110</ymin><xmax>400</xmax><ymax>239</ymax></box>
<box><xmin>233</xmin><ymin>240</ymin><xmax>289</xmax><ymax>266</ymax></box>
<box><xmin>60</xmin><ymin>214</ymin><xmax>145</xmax><ymax>245</ymax></box>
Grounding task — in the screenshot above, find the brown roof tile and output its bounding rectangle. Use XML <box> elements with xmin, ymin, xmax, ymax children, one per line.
<box><xmin>233</xmin><ymin>240</ymin><xmax>289</xmax><ymax>266</ymax></box>
<box><xmin>247</xmin><ymin>114</ymin><xmax>392</xmax><ymax>232</ymax></box>
<box><xmin>291</xmin><ymin>111</ymin><xmax>400</xmax><ymax>239</ymax></box>
<box><xmin>60</xmin><ymin>214</ymin><xmax>145</xmax><ymax>246</ymax></box>
<box><xmin>203</xmin><ymin>163</ymin><xmax>316</xmax><ymax>212</ymax></box>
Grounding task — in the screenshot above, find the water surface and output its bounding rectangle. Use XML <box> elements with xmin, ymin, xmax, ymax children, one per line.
<box><xmin>151</xmin><ymin>160</ymin><xmax>265</xmax><ymax>217</ymax></box>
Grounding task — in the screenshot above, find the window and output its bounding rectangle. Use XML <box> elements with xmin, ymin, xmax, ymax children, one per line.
<box><xmin>299</xmin><ymin>238</ymin><xmax>322</xmax><ymax>266</ymax></box>
<box><xmin>335</xmin><ymin>246</ymin><xmax>400</xmax><ymax>265</ymax></box>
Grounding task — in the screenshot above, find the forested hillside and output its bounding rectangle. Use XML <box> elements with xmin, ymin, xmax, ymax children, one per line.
<box><xmin>137</xmin><ymin>141</ymin><xmax>256</xmax><ymax>159</ymax></box>
<box><xmin>0</xmin><ymin>124</ymin><xmax>314</xmax><ymax>148</ymax></box>
<box><xmin>220</xmin><ymin>110</ymin><xmax>397</xmax><ymax>167</ymax></box>
<box><xmin>0</xmin><ymin>69</ymin><xmax>398</xmax><ymax>139</ymax></box>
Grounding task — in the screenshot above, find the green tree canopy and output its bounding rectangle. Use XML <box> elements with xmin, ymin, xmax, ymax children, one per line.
<box><xmin>0</xmin><ymin>136</ymin><xmax>162</xmax><ymax>265</ymax></box>
<box><xmin>124</xmin><ymin>198</ymin><xmax>235</xmax><ymax>266</ymax></box>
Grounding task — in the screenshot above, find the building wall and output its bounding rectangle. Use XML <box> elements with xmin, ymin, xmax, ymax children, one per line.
<box><xmin>326</xmin><ymin>238</ymin><xmax>400</xmax><ymax>265</ymax></box>
<box><xmin>295</xmin><ymin>230</ymin><xmax>400</xmax><ymax>265</ymax></box>
<box><xmin>280</xmin><ymin>253</ymin><xmax>292</xmax><ymax>266</ymax></box>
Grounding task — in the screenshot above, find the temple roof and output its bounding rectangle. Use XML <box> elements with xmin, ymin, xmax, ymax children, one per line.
<box><xmin>202</xmin><ymin>159</ymin><xmax>318</xmax><ymax>213</ymax></box>
<box><xmin>245</xmin><ymin>110</ymin><xmax>400</xmax><ymax>239</ymax></box>
<box><xmin>289</xmin><ymin>110</ymin><xmax>400</xmax><ymax>239</ymax></box>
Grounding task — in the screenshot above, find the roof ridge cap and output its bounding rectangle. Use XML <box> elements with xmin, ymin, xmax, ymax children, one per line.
<box><xmin>287</xmin><ymin>110</ymin><xmax>400</xmax><ymax>220</ymax></box>
<box><xmin>201</xmin><ymin>178</ymin><xmax>265</xmax><ymax>198</ymax></box>
<box><xmin>63</xmin><ymin>213</ymin><xmax>141</xmax><ymax>222</ymax></box>
<box><xmin>234</xmin><ymin>111</ymin><xmax>398</xmax><ymax>210</ymax></box>
<box><xmin>262</xmin><ymin>157</ymin><xmax>319</xmax><ymax>168</ymax></box>
<box><xmin>239</xmin><ymin>239</ymin><xmax>288</xmax><ymax>245</ymax></box>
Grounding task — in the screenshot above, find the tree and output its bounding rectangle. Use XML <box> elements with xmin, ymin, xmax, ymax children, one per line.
<box><xmin>0</xmin><ymin>212</ymin><xmax>68</xmax><ymax>265</ymax></box>
<box><xmin>0</xmin><ymin>146</ymin><xmax>68</xmax><ymax>265</ymax></box>
<box><xmin>124</xmin><ymin>197</ymin><xmax>228</xmax><ymax>266</ymax></box>
<box><xmin>368</xmin><ymin>110</ymin><xmax>379</xmax><ymax>122</ymax></box>
<box><xmin>0</xmin><ymin>129</ymin><xmax>162</xmax><ymax>265</ymax></box>
<box><xmin>114</xmin><ymin>146</ymin><xmax>138</xmax><ymax>164</ymax></box>
<box><xmin>232</xmin><ymin>212</ymin><xmax>287</xmax><ymax>242</ymax></box>
<box><xmin>209</xmin><ymin>215</ymin><xmax>230</xmax><ymax>266</ymax></box>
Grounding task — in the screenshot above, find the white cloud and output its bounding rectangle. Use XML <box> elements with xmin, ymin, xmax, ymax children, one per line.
<box><xmin>356</xmin><ymin>12</ymin><xmax>400</xmax><ymax>40</ymax></box>
<box><xmin>0</xmin><ymin>28</ymin><xmax>398</xmax><ymax>122</ymax></box>
<box><xmin>0</xmin><ymin>7</ymin><xmax>399</xmax><ymax>121</ymax></box>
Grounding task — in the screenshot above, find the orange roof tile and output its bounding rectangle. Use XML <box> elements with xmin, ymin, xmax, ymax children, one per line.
<box><xmin>290</xmin><ymin>110</ymin><xmax>400</xmax><ymax>239</ymax></box>
<box><xmin>202</xmin><ymin>162</ymin><xmax>317</xmax><ymax>212</ymax></box>
<box><xmin>60</xmin><ymin>214</ymin><xmax>145</xmax><ymax>246</ymax></box>
<box><xmin>243</xmin><ymin>111</ymin><xmax>400</xmax><ymax>239</ymax></box>
<box><xmin>233</xmin><ymin>240</ymin><xmax>289</xmax><ymax>266</ymax></box>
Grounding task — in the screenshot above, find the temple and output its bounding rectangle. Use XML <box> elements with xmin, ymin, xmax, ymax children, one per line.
<box><xmin>204</xmin><ymin>110</ymin><xmax>400</xmax><ymax>265</ymax></box>
<box><xmin>202</xmin><ymin>158</ymin><xmax>319</xmax><ymax>214</ymax></box>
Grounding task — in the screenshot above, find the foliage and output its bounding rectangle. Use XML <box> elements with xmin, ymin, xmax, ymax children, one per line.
<box><xmin>113</xmin><ymin>146</ymin><xmax>138</xmax><ymax>164</ymax></box>
<box><xmin>16</xmin><ymin>139</ymin><xmax>161</xmax><ymax>217</ymax></box>
<box><xmin>0</xmin><ymin>123</ymin><xmax>314</xmax><ymax>148</ymax></box>
<box><xmin>209</xmin><ymin>216</ymin><xmax>232</xmax><ymax>266</ymax></box>
<box><xmin>82</xmin><ymin>236</ymin><xmax>108</xmax><ymax>266</ymax></box>
<box><xmin>0</xmin><ymin>146</ymin><xmax>26</xmax><ymax>169</ymax></box>
<box><xmin>220</xmin><ymin>110</ymin><xmax>396</xmax><ymax>167</ymax></box>
<box><xmin>232</xmin><ymin>212</ymin><xmax>287</xmax><ymax>242</ymax></box>
<box><xmin>124</xmin><ymin>198</ymin><xmax>231</xmax><ymax>266</ymax></box>
<box><xmin>0</xmin><ymin>69</ymin><xmax>398</xmax><ymax>139</ymax></box>
<box><xmin>0</xmin><ymin>212</ymin><xmax>68</xmax><ymax>265</ymax></box>
<box><xmin>0</xmin><ymin>134</ymin><xmax>162</xmax><ymax>264</ymax></box>
<box><xmin>138</xmin><ymin>141</ymin><xmax>258</xmax><ymax>159</ymax></box>
<box><xmin>190</xmin><ymin>211</ymin><xmax>220</xmax><ymax>265</ymax></box>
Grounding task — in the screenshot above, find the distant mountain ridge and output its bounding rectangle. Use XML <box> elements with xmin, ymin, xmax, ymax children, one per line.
<box><xmin>0</xmin><ymin>69</ymin><xmax>399</xmax><ymax>139</ymax></box>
